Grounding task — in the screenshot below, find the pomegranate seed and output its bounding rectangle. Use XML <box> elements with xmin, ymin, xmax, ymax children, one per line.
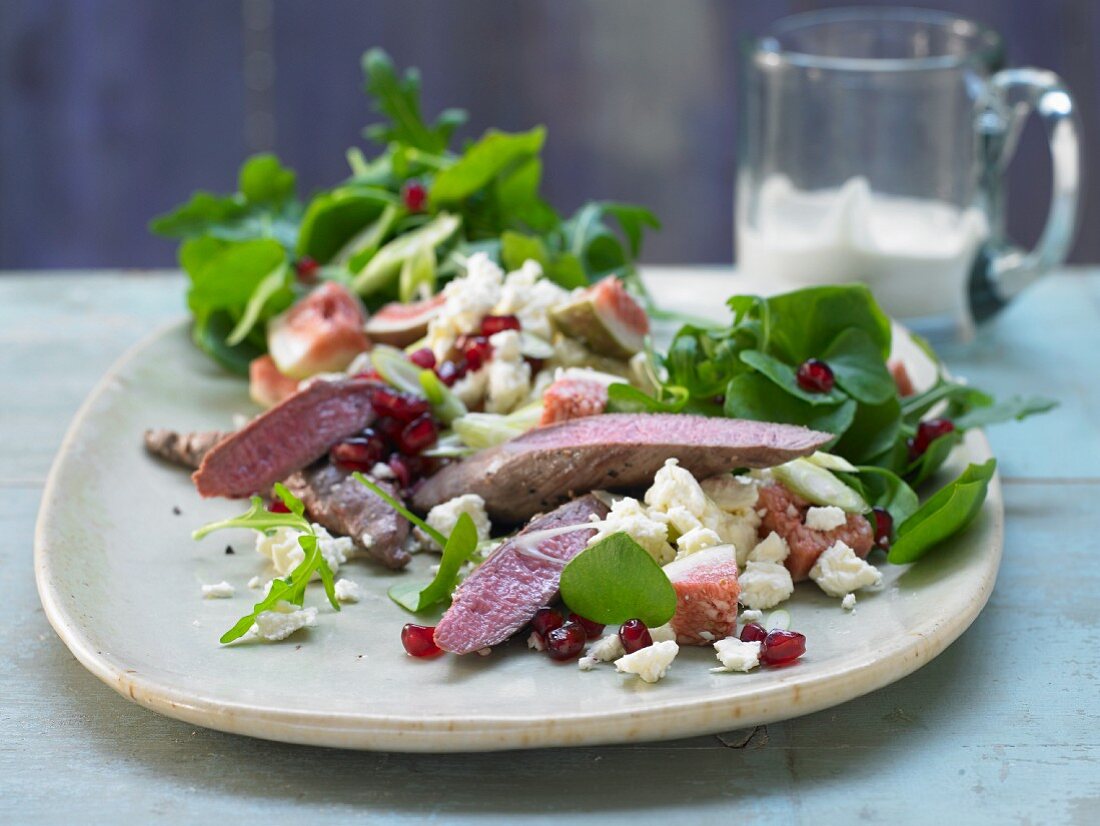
<box><xmin>545</xmin><ymin>622</ymin><xmax>587</xmax><ymax>661</ymax></box>
<box><xmin>740</xmin><ymin>622</ymin><xmax>768</xmax><ymax>643</ymax></box>
<box><xmin>401</xmin><ymin>624</ymin><xmax>442</xmax><ymax>657</ymax></box>
<box><xmin>908</xmin><ymin>417</ymin><xmax>956</xmax><ymax>461</ymax></box>
<box><xmin>267</xmin><ymin>500</ymin><xmax>291</xmax><ymax>514</ymax></box>
<box><xmin>480</xmin><ymin>314</ymin><xmax>521</xmax><ymax>336</ymax></box>
<box><xmin>329</xmin><ymin>432</ymin><xmax>386</xmax><ymax>469</ymax></box>
<box><xmin>397</xmin><ymin>414</ymin><xmax>438</xmax><ymax>455</ymax></box>
<box><xmin>294</xmin><ymin>257</ymin><xmax>319</xmax><ymax>283</ymax></box>
<box><xmin>401</xmin><ymin>180</ymin><xmax>428</xmax><ymax>213</ymax></box>
<box><xmin>760</xmin><ymin>629</ymin><xmax>806</xmax><ymax>666</ymax></box>
<box><xmin>463</xmin><ymin>336</ymin><xmax>493</xmax><ymax>372</ymax></box>
<box><xmin>618</xmin><ymin>619</ymin><xmax>653</xmax><ymax>654</ymax></box>
<box><xmin>408</xmin><ymin>348</ymin><xmax>436</xmax><ymax>370</ymax></box>
<box><xmin>388</xmin><ymin>454</ymin><xmax>426</xmax><ymax>488</ymax></box>
<box><xmin>530</xmin><ymin>607</ymin><xmax>564</xmax><ymax>639</ymax></box>
<box><xmin>872</xmin><ymin>507</ymin><xmax>894</xmax><ymax>550</ymax></box>
<box><xmin>371</xmin><ymin>386</ymin><xmax>430</xmax><ymax>423</ymax></box>
<box><xmin>796</xmin><ymin>359</ymin><xmax>835</xmax><ymax>393</ymax></box>
<box><xmin>435</xmin><ymin>360</ymin><xmax>464</xmax><ymax>387</ymax></box>
<box><xmin>569</xmin><ymin>612</ymin><xmax>606</xmax><ymax>640</ymax></box>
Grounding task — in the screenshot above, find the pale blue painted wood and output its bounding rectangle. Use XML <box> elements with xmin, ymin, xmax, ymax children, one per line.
<box><xmin>2</xmin><ymin>270</ymin><xmax>1098</xmax><ymax>825</ymax></box>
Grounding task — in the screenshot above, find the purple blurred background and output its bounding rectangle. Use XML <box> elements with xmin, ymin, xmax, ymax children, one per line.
<box><xmin>1</xmin><ymin>0</ymin><xmax>1096</xmax><ymax>269</ymax></box>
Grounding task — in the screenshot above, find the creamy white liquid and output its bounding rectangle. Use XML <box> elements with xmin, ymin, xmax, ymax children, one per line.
<box><xmin>737</xmin><ymin>176</ymin><xmax>989</xmax><ymax>322</ymax></box>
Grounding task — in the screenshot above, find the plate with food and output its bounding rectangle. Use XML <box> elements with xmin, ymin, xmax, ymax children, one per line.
<box><xmin>35</xmin><ymin>51</ymin><xmax>1053</xmax><ymax>752</ymax></box>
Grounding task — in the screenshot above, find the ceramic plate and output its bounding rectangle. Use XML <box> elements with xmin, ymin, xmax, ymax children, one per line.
<box><xmin>35</xmin><ymin>279</ymin><xmax>1002</xmax><ymax>751</ymax></box>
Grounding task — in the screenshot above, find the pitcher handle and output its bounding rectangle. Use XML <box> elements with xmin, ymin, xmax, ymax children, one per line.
<box><xmin>969</xmin><ymin>68</ymin><xmax>1082</xmax><ymax>322</ymax></box>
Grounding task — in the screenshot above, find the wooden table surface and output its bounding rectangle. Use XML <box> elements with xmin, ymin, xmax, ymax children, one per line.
<box><xmin>2</xmin><ymin>269</ymin><xmax>1098</xmax><ymax>824</ymax></box>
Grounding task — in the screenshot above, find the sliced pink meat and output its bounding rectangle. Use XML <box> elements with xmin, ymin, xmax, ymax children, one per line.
<box><xmin>757</xmin><ymin>483</ymin><xmax>874</xmax><ymax>581</ymax></box>
<box><xmin>413</xmin><ymin>414</ymin><xmax>831</xmax><ymax>523</ymax></box>
<box><xmin>433</xmin><ymin>495</ymin><xmax>609</xmax><ymax>655</ymax></box>
<box><xmin>539</xmin><ymin>377</ymin><xmax>609</xmax><ymax>426</ymax></box>
<box><xmin>193</xmin><ymin>378</ymin><xmax>376</xmax><ymax>498</ymax></box>
<box><xmin>663</xmin><ymin>545</ymin><xmax>740</xmax><ymax>645</ymax></box>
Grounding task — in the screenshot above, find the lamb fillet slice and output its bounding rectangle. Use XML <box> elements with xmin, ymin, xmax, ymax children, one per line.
<box><xmin>284</xmin><ymin>463</ymin><xmax>411</xmax><ymax>570</ymax></box>
<box><xmin>193</xmin><ymin>378</ymin><xmax>376</xmax><ymax>498</ymax></box>
<box><xmin>433</xmin><ymin>495</ymin><xmax>609</xmax><ymax>655</ymax></box>
<box><xmin>144</xmin><ymin>429</ymin><xmax>227</xmax><ymax>469</ymax></box>
<box><xmin>413</xmin><ymin>413</ymin><xmax>831</xmax><ymax>522</ymax></box>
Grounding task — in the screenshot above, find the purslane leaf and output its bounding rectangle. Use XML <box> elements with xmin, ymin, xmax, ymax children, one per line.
<box><xmin>559</xmin><ymin>532</ymin><xmax>677</xmax><ymax>626</ymax></box>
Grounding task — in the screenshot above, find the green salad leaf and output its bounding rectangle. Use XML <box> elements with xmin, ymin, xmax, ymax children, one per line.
<box><xmin>192</xmin><ymin>484</ymin><xmax>340</xmax><ymax>644</ymax></box>
<box><xmin>559</xmin><ymin>532</ymin><xmax>677</xmax><ymax>626</ymax></box>
<box><xmin>889</xmin><ymin>460</ymin><xmax>997</xmax><ymax>564</ymax></box>
<box><xmin>387</xmin><ymin>513</ymin><xmax>480</xmax><ymax>613</ymax></box>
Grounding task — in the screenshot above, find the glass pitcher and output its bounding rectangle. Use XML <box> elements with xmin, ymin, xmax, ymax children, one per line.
<box><xmin>736</xmin><ymin>7</ymin><xmax>1082</xmax><ymax>340</ymax></box>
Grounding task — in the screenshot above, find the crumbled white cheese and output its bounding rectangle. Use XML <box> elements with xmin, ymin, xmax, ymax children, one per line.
<box><xmin>738</xmin><ymin>561</ymin><xmax>795</xmax><ymax>610</ymax></box>
<box><xmin>588</xmin><ymin>497</ymin><xmax>674</xmax><ymax>564</ymax></box>
<box><xmin>369</xmin><ymin>462</ymin><xmax>396</xmax><ymax>481</ymax></box>
<box><xmin>201</xmin><ymin>581</ymin><xmax>234</xmax><ymax>599</ymax></box>
<box><xmin>578</xmin><ymin>633</ymin><xmax>625</xmax><ymax>670</ymax></box>
<box><xmin>748</xmin><ymin>531</ymin><xmax>790</xmax><ymax>565</ymax></box>
<box><xmin>495</xmin><ymin>260</ymin><xmax>570</xmax><ymax>339</ymax></box>
<box><xmin>426</xmin><ymin>252</ymin><xmax>504</xmax><ymax>358</ymax></box>
<box><xmin>649</xmin><ymin>623</ymin><xmax>678</xmax><ymax>643</ymax></box>
<box><xmin>809</xmin><ymin>541</ymin><xmax>883</xmax><ymax>598</ymax></box>
<box><xmin>615</xmin><ymin>640</ymin><xmax>679</xmax><ymax>683</ymax></box>
<box><xmin>675</xmin><ymin>526</ymin><xmax>723</xmax><ymax>557</ymax></box>
<box><xmin>739</xmin><ymin>609</ymin><xmax>764</xmax><ymax>626</ymax></box>
<box><xmin>700</xmin><ymin>475</ymin><xmax>760</xmax><ymax>512</ymax></box>
<box><xmin>359</xmin><ymin>532</ymin><xmax>374</xmax><ymax>549</ymax></box>
<box><xmin>646</xmin><ymin>459</ymin><xmax>760</xmax><ymax>560</ymax></box>
<box><xmin>451</xmin><ymin>365</ymin><xmax>489</xmax><ymax>407</ymax></box>
<box><xmin>528</xmin><ymin>632</ymin><xmax>547</xmax><ymax>652</ymax></box>
<box><xmin>247</xmin><ymin>575</ymin><xmax>263</xmax><ymax>590</ymax></box>
<box><xmin>484</xmin><ymin>330</ymin><xmax>532</xmax><ymax>414</ymax></box>
<box><xmin>255</xmin><ymin>524</ymin><xmax>352</xmax><ymax>576</ymax></box>
<box><xmin>842</xmin><ymin>593</ymin><xmax>857</xmax><ymax>611</ymax></box>
<box><xmin>334</xmin><ymin>578</ymin><xmax>361</xmax><ymax>603</ymax></box>
<box><xmin>425</xmin><ymin>494</ymin><xmax>492</xmax><ymax>545</ymax></box>
<box><xmin>252</xmin><ymin>602</ymin><xmax>317</xmax><ymax>641</ymax></box>
<box><xmin>805</xmin><ymin>505</ymin><xmax>848</xmax><ymax>532</ymax></box>
<box><xmin>712</xmin><ymin>637</ymin><xmax>762</xmax><ymax>672</ymax></box>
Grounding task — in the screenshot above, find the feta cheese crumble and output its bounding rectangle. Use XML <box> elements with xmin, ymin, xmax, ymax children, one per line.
<box><xmin>587</xmin><ymin>497</ymin><xmax>674</xmax><ymax>564</ymax></box>
<box><xmin>712</xmin><ymin>637</ymin><xmax>762</xmax><ymax>672</ymax></box>
<box><xmin>247</xmin><ymin>575</ymin><xmax>263</xmax><ymax>590</ymax></box>
<box><xmin>749</xmin><ymin>531</ymin><xmax>790</xmax><ymax>564</ymax></box>
<box><xmin>578</xmin><ymin>633</ymin><xmax>626</xmax><ymax>670</ymax></box>
<box><xmin>252</xmin><ymin>603</ymin><xmax>317</xmax><ymax>641</ymax></box>
<box><xmin>484</xmin><ymin>330</ymin><xmax>532</xmax><ymax>414</ymax></box>
<box><xmin>255</xmin><ymin>524</ymin><xmax>352</xmax><ymax>576</ymax></box>
<box><xmin>842</xmin><ymin>593</ymin><xmax>857</xmax><ymax>611</ymax></box>
<box><xmin>201</xmin><ymin>581</ymin><xmax>234</xmax><ymax>599</ymax></box>
<box><xmin>614</xmin><ymin>640</ymin><xmax>680</xmax><ymax>683</ymax></box>
<box><xmin>425</xmin><ymin>494</ymin><xmax>492</xmax><ymax>545</ymax></box>
<box><xmin>334</xmin><ymin>578</ymin><xmax>361</xmax><ymax>603</ymax></box>
<box><xmin>740</xmin><ymin>609</ymin><xmax>764</xmax><ymax>626</ymax></box>
<box><xmin>649</xmin><ymin>623</ymin><xmax>678</xmax><ymax>643</ymax></box>
<box><xmin>805</xmin><ymin>505</ymin><xmax>848</xmax><ymax>532</ymax></box>
<box><xmin>810</xmin><ymin>541</ymin><xmax>883</xmax><ymax>598</ymax></box>
<box><xmin>675</xmin><ymin>526</ymin><xmax>723</xmax><ymax>556</ymax></box>
<box><xmin>738</xmin><ymin>561</ymin><xmax>795</xmax><ymax>610</ymax></box>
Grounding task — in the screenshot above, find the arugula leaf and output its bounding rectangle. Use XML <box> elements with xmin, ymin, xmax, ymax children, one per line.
<box><xmin>952</xmin><ymin>395</ymin><xmax>1058</xmax><ymax>430</ymax></box>
<box><xmin>238</xmin><ymin>154</ymin><xmax>297</xmax><ymax>205</ymax></box>
<box><xmin>432</xmin><ymin>127</ymin><xmax>546</xmax><ymax>203</ymax></box>
<box><xmin>192</xmin><ymin>488</ymin><xmax>340</xmax><ymax>644</ymax></box>
<box><xmin>889</xmin><ymin>460</ymin><xmax>997</xmax><ymax>564</ymax></box>
<box><xmin>740</xmin><ymin>349</ymin><xmax>849</xmax><ymax>406</ymax></box>
<box><xmin>559</xmin><ymin>532</ymin><xmax>677</xmax><ymax>626</ymax></box>
<box><xmin>822</xmin><ymin>328</ymin><xmax>897</xmax><ymax>404</ymax></box>
<box><xmin>724</xmin><ymin>372</ymin><xmax>858</xmax><ymax>438</ymax></box>
<box><xmin>150</xmin><ymin>192</ymin><xmax>248</xmax><ymax>239</ymax></box>
<box><xmin>362</xmin><ymin>48</ymin><xmax>465</xmax><ymax>153</ymax></box>
<box><xmin>352</xmin><ymin>472</ymin><xmax>446</xmax><ymax>547</ymax></box>
<box><xmin>388</xmin><ymin>512</ymin><xmax>480</xmax><ymax>613</ymax></box>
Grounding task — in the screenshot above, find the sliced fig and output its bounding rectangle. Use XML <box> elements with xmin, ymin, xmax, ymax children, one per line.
<box><xmin>549</xmin><ymin>277</ymin><xmax>649</xmax><ymax>359</ymax></box>
<box><xmin>267</xmin><ymin>282</ymin><xmax>370</xmax><ymax>380</ymax></box>
<box><xmin>364</xmin><ymin>293</ymin><xmax>446</xmax><ymax>348</ymax></box>
<box><xmin>249</xmin><ymin>354</ymin><xmax>301</xmax><ymax>408</ymax></box>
